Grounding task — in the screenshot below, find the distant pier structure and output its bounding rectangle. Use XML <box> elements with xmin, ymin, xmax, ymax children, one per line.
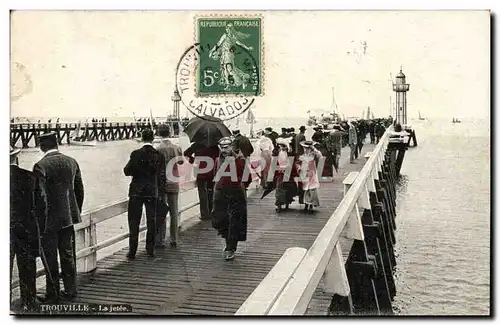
<box><xmin>10</xmin><ymin>119</ymin><xmax>189</xmax><ymax>149</ymax></box>
<box><xmin>392</xmin><ymin>67</ymin><xmax>417</xmax><ymax>147</ymax></box>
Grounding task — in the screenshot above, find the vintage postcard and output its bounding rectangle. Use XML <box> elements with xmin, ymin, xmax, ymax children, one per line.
<box><xmin>9</xmin><ymin>10</ymin><xmax>490</xmax><ymax>317</ymax></box>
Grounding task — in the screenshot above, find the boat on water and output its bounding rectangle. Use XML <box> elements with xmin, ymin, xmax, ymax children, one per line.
<box><xmin>307</xmin><ymin>87</ymin><xmax>342</xmax><ymax>128</ymax></box>
<box><xmin>418</xmin><ymin>111</ymin><xmax>425</xmax><ymax>120</ymax></box>
<box><xmin>452</xmin><ymin>117</ymin><xmax>461</xmax><ymax>123</ymax></box>
<box><xmin>70</xmin><ymin>139</ymin><xmax>97</xmax><ymax>147</ymax></box>
<box><xmin>69</xmin><ymin>123</ymin><xmax>97</xmax><ymax>147</ymax></box>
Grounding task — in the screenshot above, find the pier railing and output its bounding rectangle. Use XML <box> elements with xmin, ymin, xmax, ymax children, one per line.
<box><xmin>236</xmin><ymin>126</ymin><xmax>395</xmax><ymax>315</ymax></box>
<box><xmin>12</xmin><ymin>180</ymin><xmax>199</xmax><ymax>288</ymax></box>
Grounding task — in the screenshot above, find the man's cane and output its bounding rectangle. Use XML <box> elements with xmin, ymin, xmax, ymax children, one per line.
<box><xmin>32</xmin><ymin>176</ymin><xmax>56</xmax><ymax>302</ymax></box>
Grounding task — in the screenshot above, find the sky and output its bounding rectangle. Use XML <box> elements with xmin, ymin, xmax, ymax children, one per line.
<box><xmin>10</xmin><ymin>10</ymin><xmax>490</xmax><ymax>119</ymax></box>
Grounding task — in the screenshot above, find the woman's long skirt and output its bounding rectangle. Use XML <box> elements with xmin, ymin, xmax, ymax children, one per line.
<box><xmin>303</xmin><ymin>188</ymin><xmax>320</xmax><ymax>207</ymax></box>
<box><xmin>275</xmin><ymin>172</ymin><xmax>298</xmax><ymax>206</ymax></box>
<box><xmin>321</xmin><ymin>151</ymin><xmax>335</xmax><ymax>178</ymax></box>
<box><xmin>260</xmin><ymin>151</ymin><xmax>272</xmax><ymax>188</ymax></box>
<box><xmin>212</xmin><ymin>186</ymin><xmax>248</xmax><ymax>242</ymax></box>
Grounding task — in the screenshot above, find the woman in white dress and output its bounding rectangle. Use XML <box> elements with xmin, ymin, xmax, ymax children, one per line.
<box><xmin>297</xmin><ymin>141</ymin><xmax>323</xmax><ymax>212</ymax></box>
<box><xmin>257</xmin><ymin>130</ymin><xmax>274</xmax><ymax>189</ymax></box>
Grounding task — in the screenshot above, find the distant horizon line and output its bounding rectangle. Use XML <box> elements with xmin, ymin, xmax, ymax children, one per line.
<box><xmin>10</xmin><ymin>115</ymin><xmax>488</xmax><ymax>122</ymax></box>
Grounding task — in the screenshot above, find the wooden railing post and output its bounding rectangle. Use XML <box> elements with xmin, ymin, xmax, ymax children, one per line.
<box><xmin>364</xmin><ymin>149</ymin><xmax>397</xmax><ymax>312</ymax></box>
<box><xmin>87</xmin><ymin>220</ymin><xmax>98</xmax><ymax>272</ymax></box>
<box><xmin>75</xmin><ymin>227</ymin><xmax>86</xmax><ymax>273</ymax></box>
<box><xmin>323</xmin><ymin>243</ymin><xmax>353</xmax><ymax>315</ymax></box>
<box><xmin>342</xmin><ymin>172</ymin><xmax>380</xmax><ymax>315</ymax></box>
<box><xmin>236</xmin><ymin>247</ymin><xmax>307</xmax><ymax>315</ymax></box>
<box><xmin>75</xmin><ymin>219</ymin><xmax>97</xmax><ymax>273</ymax></box>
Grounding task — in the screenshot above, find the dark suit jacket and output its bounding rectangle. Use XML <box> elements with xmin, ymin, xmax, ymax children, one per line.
<box><xmin>294</xmin><ymin>133</ymin><xmax>306</xmax><ymax>156</ymax></box>
<box><xmin>10</xmin><ymin>165</ymin><xmax>47</xmax><ymax>233</ymax></box>
<box><xmin>233</xmin><ymin>134</ymin><xmax>254</xmax><ymax>158</ymax></box>
<box><xmin>184</xmin><ymin>144</ymin><xmax>220</xmax><ymax>182</ymax></box>
<box><xmin>124</xmin><ymin>144</ymin><xmax>166</xmax><ymax>198</ymax></box>
<box><xmin>33</xmin><ymin>151</ymin><xmax>84</xmax><ymax>233</ymax></box>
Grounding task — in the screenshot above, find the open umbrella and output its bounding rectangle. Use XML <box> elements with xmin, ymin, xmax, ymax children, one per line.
<box><xmin>183</xmin><ymin>116</ymin><xmax>231</xmax><ymax>148</ymax></box>
<box><xmin>260</xmin><ymin>175</ymin><xmax>278</xmax><ymax>200</ymax></box>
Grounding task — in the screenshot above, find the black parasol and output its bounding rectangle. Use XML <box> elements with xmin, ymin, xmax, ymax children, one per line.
<box><xmin>260</xmin><ymin>176</ymin><xmax>278</xmax><ymax>200</ymax></box>
<box><xmin>183</xmin><ymin>116</ymin><xmax>231</xmax><ymax>148</ymax></box>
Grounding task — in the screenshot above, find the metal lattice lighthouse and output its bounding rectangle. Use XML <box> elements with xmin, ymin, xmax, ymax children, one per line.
<box><xmin>171</xmin><ymin>90</ymin><xmax>181</xmax><ymax>120</ymax></box>
<box><xmin>392</xmin><ymin>68</ymin><xmax>410</xmax><ymax>126</ymax></box>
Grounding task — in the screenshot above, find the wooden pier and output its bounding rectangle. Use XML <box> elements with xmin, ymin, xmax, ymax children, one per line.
<box><xmin>10</xmin><ymin>120</ymin><xmax>188</xmax><ymax>148</ymax></box>
<box><xmin>11</xmin><ymin>127</ymin><xmax>409</xmax><ymax>316</ymax></box>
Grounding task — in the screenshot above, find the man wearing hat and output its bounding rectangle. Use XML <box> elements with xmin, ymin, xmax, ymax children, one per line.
<box><xmin>154</xmin><ymin>124</ymin><xmax>184</xmax><ymax>249</ymax></box>
<box><xmin>264</xmin><ymin>127</ymin><xmax>279</xmax><ymax>155</ymax></box>
<box><xmin>279</xmin><ymin>127</ymin><xmax>288</xmax><ymax>138</ymax></box>
<box><xmin>294</xmin><ymin>126</ymin><xmax>307</xmax><ymax>157</ymax></box>
<box><xmin>288</xmin><ymin>127</ymin><xmax>297</xmax><ymax>156</ymax></box>
<box><xmin>10</xmin><ymin>146</ymin><xmax>46</xmax><ymax>312</ymax></box>
<box><xmin>124</xmin><ymin>128</ymin><xmax>166</xmax><ymax>258</ymax></box>
<box><xmin>312</xmin><ymin>125</ymin><xmax>324</xmax><ymax>143</ymax></box>
<box><xmin>232</xmin><ymin>129</ymin><xmax>254</xmax><ymax>159</ymax></box>
<box><xmin>33</xmin><ymin>132</ymin><xmax>84</xmax><ymax>303</ymax></box>
<box><xmin>348</xmin><ymin>121</ymin><xmax>358</xmax><ymax>163</ymax></box>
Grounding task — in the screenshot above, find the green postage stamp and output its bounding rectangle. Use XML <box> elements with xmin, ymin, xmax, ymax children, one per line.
<box><xmin>196</xmin><ymin>17</ymin><xmax>262</xmax><ymax>96</ymax></box>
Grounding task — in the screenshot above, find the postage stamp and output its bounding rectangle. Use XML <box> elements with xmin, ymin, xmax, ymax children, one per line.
<box><xmin>175</xmin><ymin>15</ymin><xmax>263</xmax><ymax>121</ymax></box>
<box><xmin>196</xmin><ymin>16</ymin><xmax>262</xmax><ymax>96</ymax></box>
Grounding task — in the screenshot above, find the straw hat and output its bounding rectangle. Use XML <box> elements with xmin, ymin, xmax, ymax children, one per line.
<box><xmin>299</xmin><ymin>140</ymin><xmax>318</xmax><ymax>148</ymax></box>
<box><xmin>276</xmin><ymin>137</ymin><xmax>290</xmax><ymax>146</ymax></box>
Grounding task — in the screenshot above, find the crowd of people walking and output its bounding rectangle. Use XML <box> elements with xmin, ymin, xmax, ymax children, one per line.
<box><xmin>10</xmin><ymin>115</ymin><xmax>393</xmax><ymax>313</ymax></box>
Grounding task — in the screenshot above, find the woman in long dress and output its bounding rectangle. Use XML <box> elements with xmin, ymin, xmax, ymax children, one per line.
<box><xmin>274</xmin><ymin>138</ymin><xmax>298</xmax><ymax>212</ymax></box>
<box><xmin>297</xmin><ymin>141</ymin><xmax>323</xmax><ymax>212</ymax></box>
<box><xmin>257</xmin><ymin>130</ymin><xmax>274</xmax><ymax>189</ymax></box>
<box><xmin>211</xmin><ymin>137</ymin><xmax>248</xmax><ymax>261</ymax></box>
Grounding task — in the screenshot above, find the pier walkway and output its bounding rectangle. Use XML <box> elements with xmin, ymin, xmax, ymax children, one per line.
<box><xmin>66</xmin><ymin>145</ymin><xmax>371</xmax><ymax>316</ymax></box>
<box><xmin>12</xmin><ymin>145</ymin><xmax>366</xmax><ymax>315</ymax></box>
<box><xmin>12</xmin><ymin>126</ymin><xmax>406</xmax><ymax>315</ymax></box>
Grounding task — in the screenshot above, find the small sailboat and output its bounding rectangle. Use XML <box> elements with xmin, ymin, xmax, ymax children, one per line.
<box><xmin>418</xmin><ymin>111</ymin><xmax>425</xmax><ymax>120</ymax></box>
<box><xmin>70</xmin><ymin>123</ymin><xmax>97</xmax><ymax>147</ymax></box>
<box><xmin>452</xmin><ymin>117</ymin><xmax>461</xmax><ymax>124</ymax></box>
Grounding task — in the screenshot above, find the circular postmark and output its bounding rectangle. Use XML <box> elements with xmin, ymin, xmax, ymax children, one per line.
<box><xmin>175</xmin><ymin>43</ymin><xmax>259</xmax><ymax>121</ymax></box>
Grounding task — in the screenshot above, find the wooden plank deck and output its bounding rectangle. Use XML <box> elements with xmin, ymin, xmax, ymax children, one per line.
<box><xmin>18</xmin><ymin>144</ymin><xmax>375</xmax><ymax>315</ymax></box>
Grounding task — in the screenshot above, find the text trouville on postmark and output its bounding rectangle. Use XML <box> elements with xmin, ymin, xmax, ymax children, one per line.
<box><xmin>175</xmin><ymin>15</ymin><xmax>262</xmax><ymax>121</ymax></box>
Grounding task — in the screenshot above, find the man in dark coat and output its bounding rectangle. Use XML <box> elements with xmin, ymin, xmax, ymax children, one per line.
<box><xmin>184</xmin><ymin>143</ymin><xmax>220</xmax><ymax>220</ymax></box>
<box><xmin>263</xmin><ymin>127</ymin><xmax>279</xmax><ymax>156</ymax></box>
<box><xmin>124</xmin><ymin>128</ymin><xmax>166</xmax><ymax>259</ymax></box>
<box><xmin>312</xmin><ymin>125</ymin><xmax>324</xmax><ymax>143</ymax></box>
<box><xmin>294</xmin><ymin>126</ymin><xmax>306</xmax><ymax>157</ymax></box>
<box><xmin>154</xmin><ymin>124</ymin><xmax>184</xmax><ymax>249</ymax></box>
<box><xmin>232</xmin><ymin>129</ymin><xmax>254</xmax><ymax>158</ymax></box>
<box><xmin>279</xmin><ymin>127</ymin><xmax>287</xmax><ymax>138</ymax></box>
<box><xmin>288</xmin><ymin>127</ymin><xmax>297</xmax><ymax>156</ymax></box>
<box><xmin>34</xmin><ymin>132</ymin><xmax>84</xmax><ymax>303</ymax></box>
<box><xmin>10</xmin><ymin>147</ymin><xmax>46</xmax><ymax>312</ymax></box>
